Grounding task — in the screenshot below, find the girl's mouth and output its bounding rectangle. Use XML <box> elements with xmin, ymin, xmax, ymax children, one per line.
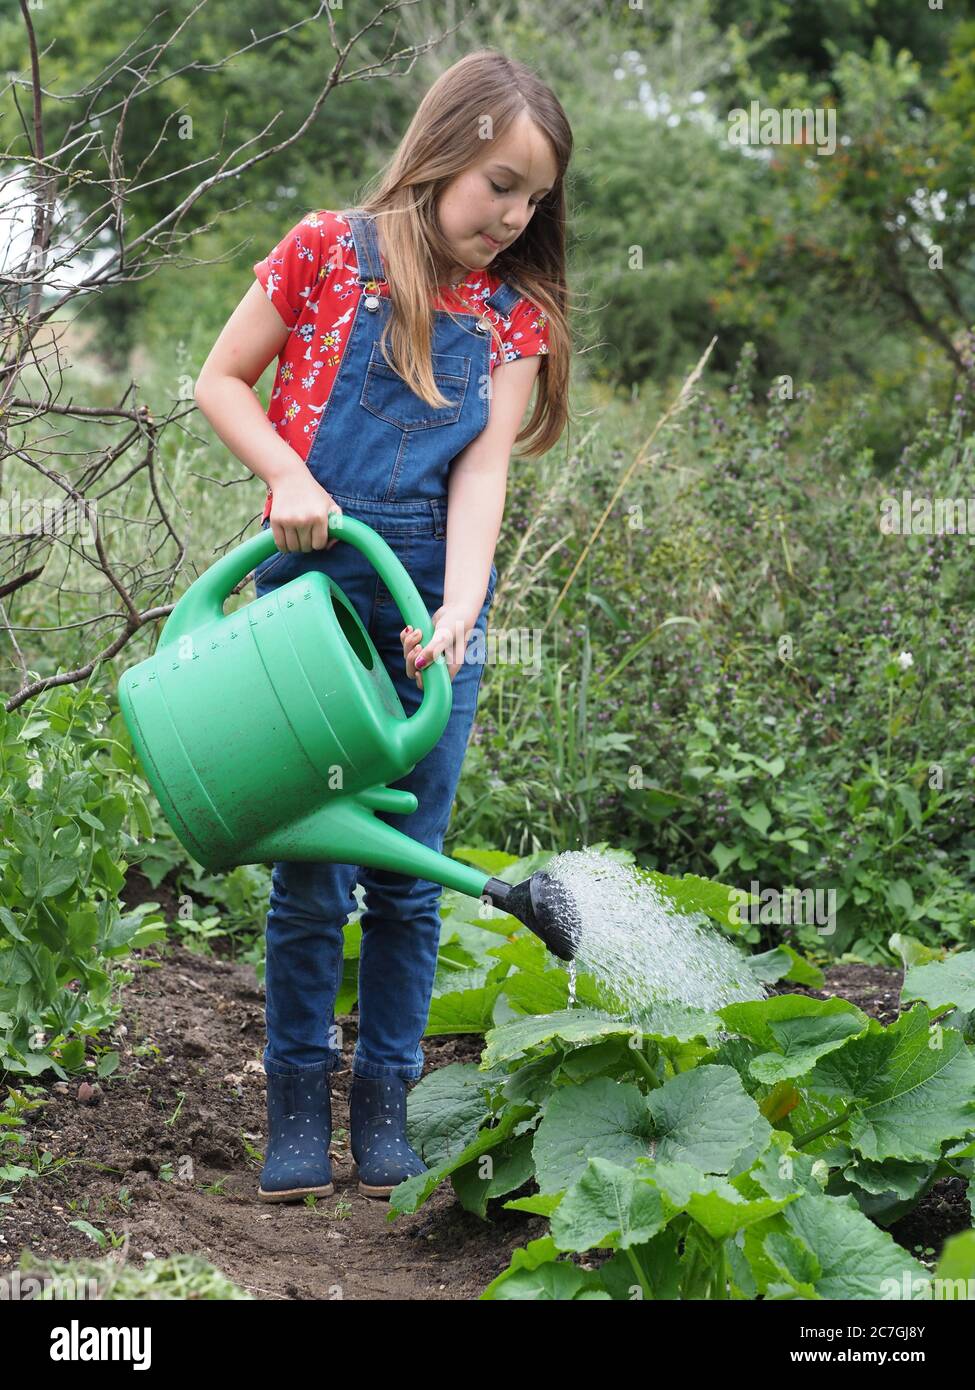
<box><xmin>480</xmin><ymin>232</ymin><xmax>502</xmax><ymax>248</ymax></box>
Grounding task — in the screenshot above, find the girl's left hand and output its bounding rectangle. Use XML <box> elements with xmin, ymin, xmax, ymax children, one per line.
<box><xmin>400</xmin><ymin>604</ymin><xmax>471</xmax><ymax>686</ymax></box>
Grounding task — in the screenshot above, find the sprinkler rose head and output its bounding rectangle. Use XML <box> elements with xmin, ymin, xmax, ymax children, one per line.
<box><xmin>482</xmin><ymin>871</ymin><xmax>581</xmax><ymax>962</ymax></box>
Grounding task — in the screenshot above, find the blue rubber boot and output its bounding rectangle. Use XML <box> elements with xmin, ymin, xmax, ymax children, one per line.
<box><xmin>257</xmin><ymin>1062</ymin><xmax>335</xmax><ymax>1202</ymax></box>
<box><xmin>349</xmin><ymin>1074</ymin><xmax>427</xmax><ymax>1199</ymax></box>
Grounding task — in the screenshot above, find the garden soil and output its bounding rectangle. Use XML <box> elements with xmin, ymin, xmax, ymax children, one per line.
<box><xmin>1</xmin><ymin>869</ymin><xmax>969</xmax><ymax>1299</ymax></box>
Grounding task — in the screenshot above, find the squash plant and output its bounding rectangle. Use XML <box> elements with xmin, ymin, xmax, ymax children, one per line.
<box><xmin>391</xmin><ymin>851</ymin><xmax>975</xmax><ymax>1300</ymax></box>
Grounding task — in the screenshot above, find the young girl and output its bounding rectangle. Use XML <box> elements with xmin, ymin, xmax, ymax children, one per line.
<box><xmin>194</xmin><ymin>49</ymin><xmax>571</xmax><ymax>1202</ymax></box>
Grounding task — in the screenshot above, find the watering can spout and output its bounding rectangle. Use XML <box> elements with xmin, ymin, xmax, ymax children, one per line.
<box><xmin>242</xmin><ymin>802</ymin><xmax>581</xmax><ymax>962</ymax></box>
<box><xmin>481</xmin><ymin>872</ymin><xmax>581</xmax><ymax>963</ymax></box>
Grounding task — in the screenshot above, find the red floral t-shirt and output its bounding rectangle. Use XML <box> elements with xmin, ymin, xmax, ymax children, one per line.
<box><xmin>253</xmin><ymin>209</ymin><xmax>551</xmax><ymax>522</ymax></box>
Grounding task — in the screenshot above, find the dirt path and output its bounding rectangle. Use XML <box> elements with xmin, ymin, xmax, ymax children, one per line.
<box><xmin>2</xmin><ymin>934</ymin><xmax>547</xmax><ymax>1300</ymax></box>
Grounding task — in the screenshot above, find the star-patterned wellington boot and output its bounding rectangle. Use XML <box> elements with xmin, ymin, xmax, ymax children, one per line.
<box><xmin>349</xmin><ymin>1073</ymin><xmax>428</xmax><ymax>1198</ymax></box>
<box><xmin>257</xmin><ymin>1062</ymin><xmax>335</xmax><ymax>1202</ymax></box>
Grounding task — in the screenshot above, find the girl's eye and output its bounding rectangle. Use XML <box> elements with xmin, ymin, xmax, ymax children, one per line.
<box><xmin>489</xmin><ymin>180</ymin><xmax>542</xmax><ymax>206</ymax></box>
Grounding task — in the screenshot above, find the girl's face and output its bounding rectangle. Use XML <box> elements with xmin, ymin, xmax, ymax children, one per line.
<box><xmin>435</xmin><ymin>111</ymin><xmax>559</xmax><ymax>284</ymax></box>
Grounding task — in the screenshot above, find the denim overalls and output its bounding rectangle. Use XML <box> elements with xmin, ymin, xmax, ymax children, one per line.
<box><xmin>253</xmin><ymin>210</ymin><xmax>521</xmax><ymax>1082</ymax></box>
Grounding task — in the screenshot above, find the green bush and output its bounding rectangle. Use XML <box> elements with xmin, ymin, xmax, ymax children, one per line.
<box><xmin>463</xmin><ymin>340</ymin><xmax>975</xmax><ymax>962</ymax></box>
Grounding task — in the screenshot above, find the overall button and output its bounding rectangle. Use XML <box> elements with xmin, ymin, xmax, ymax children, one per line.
<box><xmin>364</xmin><ymin>294</ymin><xmax>381</xmax><ymax>312</ymax></box>
<box><xmin>475</xmin><ymin>319</ymin><xmax>489</xmax><ymax>334</ymax></box>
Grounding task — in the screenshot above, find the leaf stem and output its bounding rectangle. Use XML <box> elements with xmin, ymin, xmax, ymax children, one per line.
<box><xmin>629</xmin><ymin>1044</ymin><xmax>660</xmax><ymax>1089</ymax></box>
<box><xmin>712</xmin><ymin>1244</ymin><xmax>729</xmax><ymax>1299</ymax></box>
<box><xmin>794</xmin><ymin>1105</ymin><xmax>855</xmax><ymax>1149</ymax></box>
<box><xmin>625</xmin><ymin>1245</ymin><xmax>652</xmax><ymax>1300</ymax></box>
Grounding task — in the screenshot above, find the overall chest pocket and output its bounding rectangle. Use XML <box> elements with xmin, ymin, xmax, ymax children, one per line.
<box><xmin>359</xmin><ymin>346</ymin><xmax>470</xmax><ymax>430</ymax></box>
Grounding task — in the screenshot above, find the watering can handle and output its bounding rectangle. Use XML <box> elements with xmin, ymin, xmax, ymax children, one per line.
<box><xmin>156</xmin><ymin>515</ymin><xmax>452</xmax><ymax>759</ymax></box>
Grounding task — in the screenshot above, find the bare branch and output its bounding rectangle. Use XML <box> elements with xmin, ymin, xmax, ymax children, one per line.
<box><xmin>0</xmin><ymin>0</ymin><xmax>459</xmax><ymax>705</ymax></box>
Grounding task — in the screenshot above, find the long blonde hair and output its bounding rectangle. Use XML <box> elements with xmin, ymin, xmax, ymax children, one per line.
<box><xmin>346</xmin><ymin>49</ymin><xmax>572</xmax><ymax>458</ymax></box>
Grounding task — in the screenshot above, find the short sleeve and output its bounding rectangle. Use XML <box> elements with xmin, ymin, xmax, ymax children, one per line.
<box><xmin>498</xmin><ymin>295</ymin><xmax>550</xmax><ymax>364</ymax></box>
<box><xmin>253</xmin><ymin>210</ymin><xmax>333</xmax><ymax>329</ymax></box>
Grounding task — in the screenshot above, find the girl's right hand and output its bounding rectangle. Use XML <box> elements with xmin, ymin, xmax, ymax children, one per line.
<box><xmin>267</xmin><ymin>471</ymin><xmax>343</xmax><ymax>552</ymax></box>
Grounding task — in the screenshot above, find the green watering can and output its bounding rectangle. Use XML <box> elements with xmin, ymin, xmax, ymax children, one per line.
<box><xmin>117</xmin><ymin>514</ymin><xmax>579</xmax><ymax>960</ymax></box>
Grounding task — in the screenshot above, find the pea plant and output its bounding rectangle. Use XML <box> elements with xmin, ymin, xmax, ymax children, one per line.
<box><xmin>0</xmin><ymin>679</ymin><xmax>166</xmax><ymax>1080</ymax></box>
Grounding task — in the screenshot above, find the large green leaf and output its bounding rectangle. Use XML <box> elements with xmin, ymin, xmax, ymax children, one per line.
<box><xmin>902</xmin><ymin>951</ymin><xmax>975</xmax><ymax>1014</ymax></box>
<box><xmin>647</xmin><ymin>1065</ymin><xmax>770</xmax><ymax>1173</ymax></box>
<box><xmin>437</xmin><ymin>883</ymin><xmax>520</xmax><ymax>941</ymax></box>
<box><xmin>614</xmin><ymin>1156</ymin><xmax>801</xmax><ymax>1245</ymax></box>
<box><xmin>532</xmin><ymin>1076</ymin><xmax>654</xmax><ymax>1194</ymax></box>
<box><xmin>737</xmin><ymin>1129</ymin><xmax>824</xmax><ymax>1200</ymax></box>
<box><xmin>598</xmin><ymin>1228</ymin><xmax>683</xmax><ymax>1300</ymax></box>
<box><xmin>480</xmin><ymin>1236</ymin><xmax>610</xmax><ymax>1300</ymax></box>
<box><xmin>501</xmin><ymin>1054</ymin><xmax>561</xmax><ymax>1107</ymax></box>
<box><xmin>481</xmin><ymin>1009</ymin><xmax>633</xmax><ymax>1068</ymax></box>
<box><xmin>719</xmin><ymin>993</ymin><xmax>868</xmax><ymax>1049</ymax></box>
<box><xmin>485</xmin><ymin>935</ymin><xmax>553</xmax><ymax>975</ymax></box>
<box><xmin>503</xmin><ymin>1192</ymin><xmax>564</xmax><ymax>1219</ymax></box>
<box><xmin>935</xmin><ymin>1230</ymin><xmax>975</xmax><ymax>1292</ymax></box>
<box><xmin>644</xmin><ymin>1160</ymin><xmax>795</xmax><ymax>1239</ymax></box>
<box><xmin>736</xmin><ymin>1228</ymin><xmax>821</xmax><ymax>1299</ymax></box>
<box><xmin>451</xmin><ymin>1132</ymin><xmax>536</xmax><ymax>1218</ymax></box>
<box><xmin>762</xmin><ymin>1231</ymin><xmax>823</xmax><ymax>1297</ymax></box>
<box><xmin>627</xmin><ymin>1001</ymin><xmax>724</xmax><ymax>1044</ymax></box>
<box><xmin>403</xmin><ymin>1062</ymin><xmax>499</xmax><ymax>1168</ymax></box>
<box><xmin>642</xmin><ymin>868</ymin><xmax>748</xmax><ymax>932</ymax></box>
<box><xmin>889</xmin><ymin>933</ymin><xmax>942</xmax><ymax>970</ymax></box>
<box><xmin>425</xmin><ymin>978</ymin><xmax>504</xmax><ymax>1035</ymax></box>
<box><xmin>778</xmin><ymin>1192</ymin><xmax>930</xmax><ymax>1300</ymax></box>
<box><xmin>549</xmin><ymin>1157</ymin><xmax>671</xmax><ymax>1252</ymax></box>
<box><xmin>498</xmin><ymin>968</ymin><xmax>573</xmax><ymax>1016</ymax></box>
<box><xmin>557</xmin><ymin>1037</ymin><xmax>634</xmax><ymax>1082</ymax></box>
<box><xmin>487</xmin><ymin>937</ymin><xmax>624</xmax><ymax>1017</ymax></box>
<box><xmin>809</xmin><ymin>1007</ymin><xmax>975</xmax><ymax>1162</ymax></box>
<box><xmin>746</xmin><ymin>945</ymin><xmax>825</xmax><ymax>988</ymax></box>
<box><xmin>749</xmin><ymin>1011</ymin><xmax>869</xmax><ymax>1084</ymax></box>
<box><xmin>844</xmin><ymin>1157</ymin><xmax>935</xmax><ymax>1201</ymax></box>
<box><xmin>447</xmin><ymin>847</ymin><xmax>520</xmax><ymax>876</ymax></box>
<box><xmin>390</xmin><ymin>1102</ymin><xmax>536</xmax><ymax>1216</ymax></box>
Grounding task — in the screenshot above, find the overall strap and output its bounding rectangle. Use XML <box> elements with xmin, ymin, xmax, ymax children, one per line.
<box><xmin>343</xmin><ymin>209</ymin><xmax>386</xmax><ymax>286</ymax></box>
<box><xmin>482</xmin><ymin>280</ymin><xmax>523</xmax><ymax>320</ymax></box>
